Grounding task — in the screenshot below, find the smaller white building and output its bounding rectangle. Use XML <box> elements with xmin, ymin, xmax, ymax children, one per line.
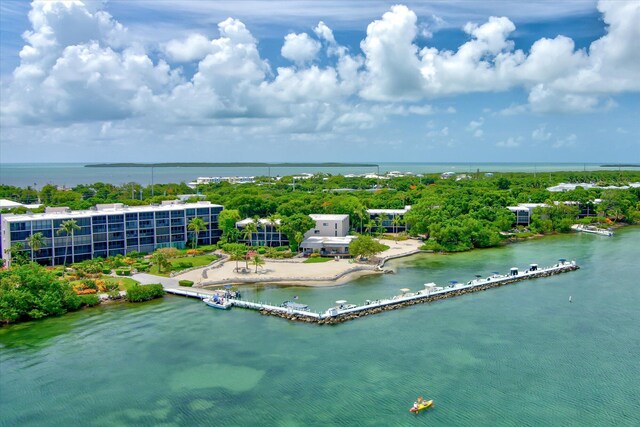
<box><xmin>305</xmin><ymin>214</ymin><xmax>349</xmax><ymax>238</ymax></box>
<box><xmin>301</xmin><ymin>214</ymin><xmax>353</xmax><ymax>255</ymax></box>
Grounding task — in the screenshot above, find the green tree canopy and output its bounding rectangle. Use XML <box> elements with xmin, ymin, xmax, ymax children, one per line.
<box><xmin>349</xmin><ymin>235</ymin><xmax>387</xmax><ymax>258</ymax></box>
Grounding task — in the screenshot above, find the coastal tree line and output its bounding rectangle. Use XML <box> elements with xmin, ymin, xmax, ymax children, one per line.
<box><xmin>3</xmin><ymin>171</ymin><xmax>638</xmax><ymax>253</ymax></box>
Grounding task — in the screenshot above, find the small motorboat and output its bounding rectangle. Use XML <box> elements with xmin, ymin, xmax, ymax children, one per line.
<box><xmin>409</xmin><ymin>399</ymin><xmax>433</xmax><ymax>413</ymax></box>
<box><xmin>203</xmin><ymin>296</ymin><xmax>232</xmax><ymax>310</ymax></box>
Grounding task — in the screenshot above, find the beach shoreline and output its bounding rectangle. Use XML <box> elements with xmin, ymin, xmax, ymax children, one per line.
<box><xmin>172</xmin><ymin>238</ymin><xmax>424</xmax><ymax>288</ymax></box>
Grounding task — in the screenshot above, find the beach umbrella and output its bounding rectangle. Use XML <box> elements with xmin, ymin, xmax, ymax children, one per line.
<box><xmin>475</xmin><ymin>274</ymin><xmax>482</xmax><ymax>278</ymax></box>
<box><xmin>558</xmin><ymin>258</ymin><xmax>566</xmax><ymax>263</ymax></box>
<box><xmin>492</xmin><ymin>271</ymin><xmax>500</xmax><ymax>275</ymax></box>
<box><xmin>400</xmin><ymin>288</ymin><xmax>411</xmax><ymax>294</ymax></box>
<box><xmin>449</xmin><ymin>280</ymin><xmax>458</xmax><ymax>284</ymax></box>
<box><xmin>335</xmin><ymin>300</ymin><xmax>347</xmax><ymax>305</ymax></box>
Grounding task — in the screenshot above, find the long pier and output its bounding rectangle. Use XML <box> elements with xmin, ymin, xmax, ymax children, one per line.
<box><xmin>162</xmin><ymin>260</ymin><xmax>579</xmax><ymax>324</ymax></box>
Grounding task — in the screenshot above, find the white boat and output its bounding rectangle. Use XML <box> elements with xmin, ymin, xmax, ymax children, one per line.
<box><xmin>571</xmin><ymin>224</ymin><xmax>613</xmax><ymax>236</ymax></box>
<box><xmin>203</xmin><ymin>296</ymin><xmax>232</xmax><ymax>310</ymax></box>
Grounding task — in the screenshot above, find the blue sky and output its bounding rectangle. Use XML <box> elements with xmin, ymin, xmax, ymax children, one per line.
<box><xmin>0</xmin><ymin>0</ymin><xmax>638</xmax><ymax>163</ymax></box>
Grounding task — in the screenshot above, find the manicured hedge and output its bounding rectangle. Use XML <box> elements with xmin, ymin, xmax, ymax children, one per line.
<box><xmin>125</xmin><ymin>284</ymin><xmax>164</xmax><ymax>302</ymax></box>
<box><xmin>115</xmin><ymin>269</ymin><xmax>130</xmax><ymax>276</ymax></box>
<box><xmin>179</xmin><ymin>280</ymin><xmax>194</xmax><ymax>287</ymax></box>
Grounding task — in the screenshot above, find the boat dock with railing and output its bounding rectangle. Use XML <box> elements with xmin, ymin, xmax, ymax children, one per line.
<box><xmin>162</xmin><ymin>260</ymin><xmax>579</xmax><ymax>324</ymax></box>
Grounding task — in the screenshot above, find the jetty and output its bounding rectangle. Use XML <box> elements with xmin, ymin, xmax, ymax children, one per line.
<box><xmin>162</xmin><ymin>260</ymin><xmax>579</xmax><ymax>324</ymax></box>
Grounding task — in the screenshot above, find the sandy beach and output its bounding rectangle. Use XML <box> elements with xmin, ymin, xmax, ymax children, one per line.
<box><xmin>173</xmin><ymin>238</ymin><xmax>424</xmax><ymax>287</ymax></box>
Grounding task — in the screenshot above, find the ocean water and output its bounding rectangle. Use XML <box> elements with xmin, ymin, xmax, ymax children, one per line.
<box><xmin>0</xmin><ymin>162</ymin><xmax>635</xmax><ymax>188</ymax></box>
<box><xmin>0</xmin><ymin>228</ymin><xmax>638</xmax><ymax>426</ymax></box>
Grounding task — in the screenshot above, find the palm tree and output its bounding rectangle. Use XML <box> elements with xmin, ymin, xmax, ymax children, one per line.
<box><xmin>252</xmin><ymin>254</ymin><xmax>265</xmax><ymax>273</ymax></box>
<box><xmin>391</xmin><ymin>215</ymin><xmax>403</xmax><ymax>234</ymax></box>
<box><xmin>8</xmin><ymin>242</ymin><xmax>28</xmax><ymax>266</ymax></box>
<box><xmin>375</xmin><ymin>216</ymin><xmax>386</xmax><ymax>236</ymax></box>
<box><xmin>242</xmin><ymin>220</ymin><xmax>257</xmax><ymax>247</ymax></box>
<box><xmin>230</xmin><ymin>250</ymin><xmax>245</xmax><ymax>271</ymax></box>
<box><xmin>267</xmin><ymin>214</ymin><xmax>282</xmax><ymax>246</ymax></box>
<box><xmin>187</xmin><ymin>217</ymin><xmax>208</xmax><ymax>249</ymax></box>
<box><xmin>364</xmin><ymin>219</ymin><xmax>375</xmax><ymax>235</ymax></box>
<box><xmin>254</xmin><ymin>216</ymin><xmax>266</xmax><ymax>246</ymax></box>
<box><xmin>57</xmin><ymin>219</ymin><xmax>80</xmax><ymax>265</ymax></box>
<box><xmin>26</xmin><ymin>232</ymin><xmax>45</xmax><ymax>262</ymax></box>
<box><xmin>151</xmin><ymin>250</ymin><xmax>171</xmax><ymax>274</ymax></box>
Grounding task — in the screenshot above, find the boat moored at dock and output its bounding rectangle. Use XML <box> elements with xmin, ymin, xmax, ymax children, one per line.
<box><xmin>166</xmin><ymin>259</ymin><xmax>579</xmax><ymax>324</ymax></box>
<box><xmin>571</xmin><ymin>224</ymin><xmax>613</xmax><ymax>236</ymax></box>
<box><xmin>203</xmin><ymin>296</ymin><xmax>232</xmax><ymax>309</ymax></box>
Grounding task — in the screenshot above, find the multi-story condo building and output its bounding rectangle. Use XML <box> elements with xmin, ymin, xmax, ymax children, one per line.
<box><xmin>1</xmin><ymin>201</ymin><xmax>223</xmax><ymax>266</ymax></box>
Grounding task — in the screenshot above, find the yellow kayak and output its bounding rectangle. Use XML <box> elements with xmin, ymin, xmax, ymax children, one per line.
<box><xmin>409</xmin><ymin>400</ymin><xmax>433</xmax><ymax>413</ymax></box>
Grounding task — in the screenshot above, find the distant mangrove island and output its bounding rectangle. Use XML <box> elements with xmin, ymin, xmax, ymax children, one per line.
<box><xmin>85</xmin><ymin>162</ymin><xmax>379</xmax><ymax>168</ymax></box>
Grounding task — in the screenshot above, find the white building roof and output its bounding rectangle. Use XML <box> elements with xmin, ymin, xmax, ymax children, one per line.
<box><xmin>2</xmin><ymin>201</ymin><xmax>222</xmax><ymax>222</ymax></box>
<box><xmin>507</xmin><ymin>203</ymin><xmax>548</xmax><ymax>212</ymax></box>
<box><xmin>300</xmin><ymin>235</ymin><xmax>357</xmax><ymax>248</ymax></box>
<box><xmin>0</xmin><ymin>199</ymin><xmax>25</xmax><ymax>209</ymax></box>
<box><xmin>547</xmin><ymin>182</ymin><xmax>640</xmax><ymax>192</ymax></box>
<box><xmin>236</xmin><ymin>217</ymin><xmax>281</xmax><ymax>227</ymax></box>
<box><xmin>367</xmin><ymin>205</ymin><xmax>411</xmax><ymax>215</ymax></box>
<box><xmin>309</xmin><ymin>214</ymin><xmax>349</xmax><ymax>221</ymax></box>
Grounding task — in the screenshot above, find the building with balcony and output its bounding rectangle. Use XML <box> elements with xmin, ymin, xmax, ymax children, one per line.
<box><xmin>235</xmin><ymin>218</ymin><xmax>288</xmax><ymax>247</ymax></box>
<box><xmin>365</xmin><ymin>205</ymin><xmax>411</xmax><ymax>233</ymax></box>
<box><xmin>1</xmin><ymin>201</ymin><xmax>223</xmax><ymax>266</ymax></box>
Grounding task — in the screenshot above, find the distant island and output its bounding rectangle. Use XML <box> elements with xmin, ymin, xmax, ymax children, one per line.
<box><xmin>85</xmin><ymin>162</ymin><xmax>379</xmax><ymax>168</ymax></box>
<box><xmin>601</xmin><ymin>164</ymin><xmax>640</xmax><ymax>168</ymax></box>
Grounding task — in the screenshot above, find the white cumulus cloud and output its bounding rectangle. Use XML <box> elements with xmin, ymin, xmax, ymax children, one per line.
<box><xmin>281</xmin><ymin>32</ymin><xmax>321</xmax><ymax>65</ymax></box>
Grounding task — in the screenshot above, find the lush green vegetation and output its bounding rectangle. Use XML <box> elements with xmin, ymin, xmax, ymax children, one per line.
<box><xmin>100</xmin><ymin>276</ymin><xmax>139</xmax><ymax>290</ymax></box>
<box><xmin>125</xmin><ymin>284</ymin><xmax>164</xmax><ymax>302</ymax></box>
<box><xmin>349</xmin><ymin>236</ymin><xmax>389</xmax><ymax>258</ymax></box>
<box><xmin>148</xmin><ymin>248</ymin><xmax>218</xmax><ymax>276</ymax></box>
<box><xmin>0</xmin><ymin>264</ymin><xmax>96</xmax><ymax>324</ymax></box>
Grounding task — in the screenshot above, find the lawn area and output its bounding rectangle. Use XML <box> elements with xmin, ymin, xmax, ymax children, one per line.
<box><xmin>303</xmin><ymin>257</ymin><xmax>334</xmax><ymax>264</ymax></box>
<box><xmin>101</xmin><ymin>275</ymin><xmax>140</xmax><ymax>290</ymax></box>
<box><xmin>149</xmin><ymin>254</ymin><xmax>218</xmax><ymax>275</ymax></box>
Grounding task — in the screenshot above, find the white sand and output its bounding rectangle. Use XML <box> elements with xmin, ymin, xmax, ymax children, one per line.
<box><xmin>174</xmin><ymin>238</ymin><xmax>423</xmax><ymax>287</ymax></box>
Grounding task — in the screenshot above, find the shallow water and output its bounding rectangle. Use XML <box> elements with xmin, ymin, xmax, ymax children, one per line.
<box><xmin>1</xmin><ymin>228</ymin><xmax>639</xmax><ymax>426</ymax></box>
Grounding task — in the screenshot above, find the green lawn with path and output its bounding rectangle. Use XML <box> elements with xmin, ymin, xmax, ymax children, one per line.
<box><xmin>150</xmin><ymin>254</ymin><xmax>218</xmax><ymax>276</ymax></box>
<box><xmin>303</xmin><ymin>257</ymin><xmax>334</xmax><ymax>264</ymax></box>
<box><xmin>100</xmin><ymin>275</ymin><xmax>140</xmax><ymax>290</ymax></box>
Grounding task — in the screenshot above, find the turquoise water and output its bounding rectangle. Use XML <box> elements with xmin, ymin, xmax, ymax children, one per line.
<box><xmin>1</xmin><ymin>162</ymin><xmax>635</xmax><ymax>188</ymax></box>
<box><xmin>1</xmin><ymin>228</ymin><xmax>639</xmax><ymax>426</ymax></box>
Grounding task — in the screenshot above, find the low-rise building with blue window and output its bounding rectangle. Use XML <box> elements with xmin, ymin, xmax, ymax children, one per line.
<box><xmin>1</xmin><ymin>201</ymin><xmax>223</xmax><ymax>266</ymax></box>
